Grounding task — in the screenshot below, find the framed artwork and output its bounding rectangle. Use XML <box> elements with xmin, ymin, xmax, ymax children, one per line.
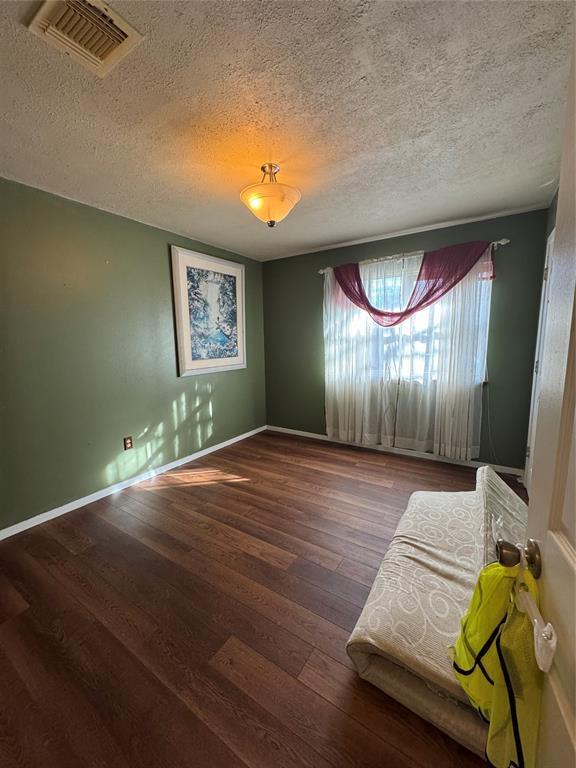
<box><xmin>171</xmin><ymin>246</ymin><xmax>246</xmax><ymax>376</ymax></box>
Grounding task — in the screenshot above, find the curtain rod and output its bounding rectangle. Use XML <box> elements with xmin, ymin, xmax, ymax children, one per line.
<box><xmin>317</xmin><ymin>239</ymin><xmax>511</xmax><ymax>275</ymax></box>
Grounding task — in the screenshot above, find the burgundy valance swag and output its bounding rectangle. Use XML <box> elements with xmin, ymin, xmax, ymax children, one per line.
<box><xmin>333</xmin><ymin>240</ymin><xmax>495</xmax><ymax>327</ymax></box>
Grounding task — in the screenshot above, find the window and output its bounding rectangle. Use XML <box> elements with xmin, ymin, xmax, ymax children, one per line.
<box><xmin>324</xmin><ymin>251</ymin><xmax>492</xmax><ymax>460</ymax></box>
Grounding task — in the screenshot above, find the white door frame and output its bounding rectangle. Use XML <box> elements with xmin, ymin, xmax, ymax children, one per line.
<box><xmin>525</xmin><ymin>229</ymin><xmax>555</xmax><ymax>493</ymax></box>
<box><xmin>528</xmin><ymin>56</ymin><xmax>575</xmax><ymax>767</ymax></box>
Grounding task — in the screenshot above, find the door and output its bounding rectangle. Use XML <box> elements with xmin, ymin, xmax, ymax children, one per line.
<box><xmin>527</xmin><ymin>58</ymin><xmax>575</xmax><ymax>766</ymax></box>
<box><xmin>525</xmin><ymin>230</ymin><xmax>554</xmax><ymax>494</ymax></box>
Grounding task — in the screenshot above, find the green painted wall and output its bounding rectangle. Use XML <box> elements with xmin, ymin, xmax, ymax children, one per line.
<box><xmin>263</xmin><ymin>210</ymin><xmax>548</xmax><ymax>469</ymax></box>
<box><xmin>546</xmin><ymin>191</ymin><xmax>558</xmax><ymax>236</ymax></box>
<box><xmin>0</xmin><ymin>178</ymin><xmax>266</xmax><ymax>529</ymax></box>
<box><xmin>0</xmin><ymin>178</ymin><xmax>550</xmax><ymax>528</ymax></box>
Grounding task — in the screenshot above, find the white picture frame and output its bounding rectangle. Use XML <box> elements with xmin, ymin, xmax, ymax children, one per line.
<box><xmin>171</xmin><ymin>246</ymin><xmax>246</xmax><ymax>376</ymax></box>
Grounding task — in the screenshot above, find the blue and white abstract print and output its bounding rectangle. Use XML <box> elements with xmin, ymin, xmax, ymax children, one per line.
<box><xmin>187</xmin><ymin>267</ymin><xmax>238</xmax><ymax>360</ymax></box>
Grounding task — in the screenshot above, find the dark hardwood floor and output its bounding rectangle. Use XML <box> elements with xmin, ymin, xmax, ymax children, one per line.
<box><xmin>0</xmin><ymin>431</ymin><xmax>510</xmax><ymax>767</ymax></box>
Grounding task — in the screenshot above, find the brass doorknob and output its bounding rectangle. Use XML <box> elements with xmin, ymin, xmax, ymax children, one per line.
<box><xmin>496</xmin><ymin>538</ymin><xmax>542</xmax><ymax>579</ymax></box>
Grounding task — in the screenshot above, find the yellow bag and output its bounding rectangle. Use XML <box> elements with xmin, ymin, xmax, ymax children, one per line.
<box><xmin>452</xmin><ymin>563</ymin><xmax>543</xmax><ymax>768</ymax></box>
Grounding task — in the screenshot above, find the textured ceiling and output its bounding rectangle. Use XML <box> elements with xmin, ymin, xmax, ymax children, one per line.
<box><xmin>0</xmin><ymin>1</ymin><xmax>573</xmax><ymax>260</ymax></box>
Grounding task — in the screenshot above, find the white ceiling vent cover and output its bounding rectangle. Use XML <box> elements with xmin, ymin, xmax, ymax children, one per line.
<box><xmin>29</xmin><ymin>0</ymin><xmax>142</xmax><ymax>77</ymax></box>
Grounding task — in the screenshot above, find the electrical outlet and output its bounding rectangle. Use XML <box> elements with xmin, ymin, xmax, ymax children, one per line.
<box><xmin>123</xmin><ymin>436</ymin><xmax>133</xmax><ymax>451</ymax></box>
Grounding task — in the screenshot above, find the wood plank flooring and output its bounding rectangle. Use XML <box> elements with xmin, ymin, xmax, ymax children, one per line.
<box><xmin>0</xmin><ymin>431</ymin><xmax>520</xmax><ymax>767</ymax></box>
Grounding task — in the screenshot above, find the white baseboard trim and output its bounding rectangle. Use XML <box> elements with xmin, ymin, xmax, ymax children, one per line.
<box><xmin>1</xmin><ymin>422</ymin><xmax>523</xmax><ymax>543</ymax></box>
<box><xmin>0</xmin><ymin>426</ymin><xmax>267</xmax><ymax>542</ymax></box>
<box><xmin>264</xmin><ymin>425</ymin><xmax>525</xmax><ymax>477</ymax></box>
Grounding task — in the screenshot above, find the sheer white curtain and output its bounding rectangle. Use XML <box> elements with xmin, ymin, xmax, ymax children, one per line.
<box><xmin>324</xmin><ymin>250</ymin><xmax>492</xmax><ymax>460</ymax></box>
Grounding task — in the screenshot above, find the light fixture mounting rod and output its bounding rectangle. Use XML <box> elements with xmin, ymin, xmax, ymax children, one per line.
<box><xmin>261</xmin><ymin>163</ymin><xmax>280</xmax><ymax>182</ymax></box>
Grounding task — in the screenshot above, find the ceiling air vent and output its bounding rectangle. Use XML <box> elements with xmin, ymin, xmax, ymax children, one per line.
<box><xmin>28</xmin><ymin>0</ymin><xmax>143</xmax><ymax>77</ymax></box>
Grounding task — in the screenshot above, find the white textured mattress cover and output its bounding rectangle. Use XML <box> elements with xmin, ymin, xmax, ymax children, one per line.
<box><xmin>351</xmin><ymin>650</ymin><xmax>488</xmax><ymax>755</ymax></box>
<box><xmin>346</xmin><ymin>467</ymin><xmax>528</xmax><ymax>755</ymax></box>
<box><xmin>347</xmin><ymin>488</ymin><xmax>484</xmax><ymax>704</ymax></box>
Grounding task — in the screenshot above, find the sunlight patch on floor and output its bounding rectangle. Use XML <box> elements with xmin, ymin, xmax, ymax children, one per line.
<box><xmin>148</xmin><ymin>467</ymin><xmax>249</xmax><ymax>487</ymax></box>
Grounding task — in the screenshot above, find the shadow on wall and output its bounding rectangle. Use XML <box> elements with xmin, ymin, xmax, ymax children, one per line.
<box><xmin>101</xmin><ymin>379</ymin><xmax>216</xmax><ymax>487</ymax></box>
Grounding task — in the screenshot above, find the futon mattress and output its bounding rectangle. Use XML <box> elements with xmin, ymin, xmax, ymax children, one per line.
<box><xmin>347</xmin><ymin>488</ymin><xmax>484</xmax><ymax>705</ymax></box>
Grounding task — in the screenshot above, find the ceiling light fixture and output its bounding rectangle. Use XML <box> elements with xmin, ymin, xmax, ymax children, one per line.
<box><xmin>240</xmin><ymin>163</ymin><xmax>301</xmax><ymax>228</ymax></box>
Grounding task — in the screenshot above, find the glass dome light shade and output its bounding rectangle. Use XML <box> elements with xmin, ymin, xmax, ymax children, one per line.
<box><xmin>239</xmin><ymin>164</ymin><xmax>301</xmax><ymax>227</ymax></box>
